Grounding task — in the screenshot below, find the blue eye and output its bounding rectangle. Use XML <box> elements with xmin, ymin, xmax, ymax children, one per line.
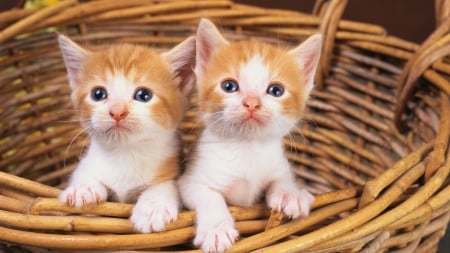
<box><xmin>91</xmin><ymin>87</ymin><xmax>107</xmax><ymax>101</ymax></box>
<box><xmin>267</xmin><ymin>83</ymin><xmax>285</xmax><ymax>97</ymax></box>
<box><xmin>134</xmin><ymin>88</ymin><xmax>152</xmax><ymax>102</ymax></box>
<box><xmin>221</xmin><ymin>80</ymin><xmax>239</xmax><ymax>93</ymax></box>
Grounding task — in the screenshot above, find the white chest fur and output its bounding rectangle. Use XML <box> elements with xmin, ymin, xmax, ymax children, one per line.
<box><xmin>72</xmin><ymin>137</ymin><xmax>176</xmax><ymax>202</ymax></box>
<box><xmin>190</xmin><ymin>129</ymin><xmax>292</xmax><ymax>206</ymax></box>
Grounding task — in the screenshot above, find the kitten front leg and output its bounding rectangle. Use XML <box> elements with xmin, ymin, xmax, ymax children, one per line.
<box><xmin>131</xmin><ymin>180</ymin><xmax>179</xmax><ymax>233</ymax></box>
<box><xmin>59</xmin><ymin>172</ymin><xmax>108</xmax><ymax>208</ymax></box>
<box><xmin>179</xmin><ymin>180</ymin><xmax>238</xmax><ymax>253</ymax></box>
<box><xmin>266</xmin><ymin>178</ymin><xmax>315</xmax><ymax>219</ymax></box>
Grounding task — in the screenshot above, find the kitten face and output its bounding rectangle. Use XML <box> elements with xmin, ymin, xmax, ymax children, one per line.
<box><xmin>72</xmin><ymin>45</ymin><xmax>182</xmax><ymax>143</ymax></box>
<box><xmin>198</xmin><ymin>40</ymin><xmax>310</xmax><ymax>138</ymax></box>
<box><xmin>58</xmin><ymin>36</ymin><xmax>195</xmax><ymax>144</ymax></box>
<box><xmin>195</xmin><ymin>20</ymin><xmax>322</xmax><ymax>140</ymax></box>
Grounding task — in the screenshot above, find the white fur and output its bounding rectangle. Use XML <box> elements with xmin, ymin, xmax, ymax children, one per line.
<box><xmin>58</xmin><ymin>35</ymin><xmax>198</xmax><ymax>233</ymax></box>
<box><xmin>178</xmin><ymin>127</ymin><xmax>314</xmax><ymax>252</ymax></box>
<box><xmin>238</xmin><ymin>55</ymin><xmax>271</xmax><ymax>94</ymax></box>
<box><xmin>61</xmin><ymin>73</ymin><xmax>180</xmax><ymax>232</ymax></box>
<box><xmin>60</xmin><ymin>123</ymin><xmax>180</xmax><ymax>232</ymax></box>
<box><xmin>179</xmin><ymin>50</ymin><xmax>314</xmax><ymax>253</ymax></box>
<box><xmin>179</xmin><ymin>19</ymin><xmax>320</xmax><ymax>252</ymax></box>
<box><xmin>63</xmin><ymin>133</ymin><xmax>176</xmax><ymax>202</ymax></box>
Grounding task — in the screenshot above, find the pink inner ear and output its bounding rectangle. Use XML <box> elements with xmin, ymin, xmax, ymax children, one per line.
<box><xmin>196</xmin><ymin>37</ymin><xmax>214</xmax><ymax>72</ymax></box>
<box><xmin>58</xmin><ymin>35</ymin><xmax>91</xmax><ymax>89</ymax></box>
<box><xmin>302</xmin><ymin>50</ymin><xmax>321</xmax><ymax>76</ymax></box>
<box><xmin>163</xmin><ymin>36</ymin><xmax>196</xmax><ymax>96</ymax></box>
<box><xmin>290</xmin><ymin>34</ymin><xmax>323</xmax><ymax>88</ymax></box>
<box><xmin>176</xmin><ymin>67</ymin><xmax>195</xmax><ymax>95</ymax></box>
<box><xmin>195</xmin><ymin>19</ymin><xmax>228</xmax><ymax>75</ymax></box>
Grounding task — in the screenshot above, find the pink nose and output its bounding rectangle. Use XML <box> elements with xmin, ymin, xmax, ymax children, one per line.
<box><xmin>109</xmin><ymin>104</ymin><xmax>128</xmax><ymax>122</ymax></box>
<box><xmin>243</xmin><ymin>97</ymin><xmax>260</xmax><ymax>112</ymax></box>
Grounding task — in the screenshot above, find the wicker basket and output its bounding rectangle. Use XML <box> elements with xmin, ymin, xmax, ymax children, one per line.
<box><xmin>1</xmin><ymin>0</ymin><xmax>449</xmax><ymax>252</ymax></box>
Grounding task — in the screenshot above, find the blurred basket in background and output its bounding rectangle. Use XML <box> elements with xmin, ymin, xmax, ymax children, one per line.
<box><xmin>0</xmin><ymin>0</ymin><xmax>449</xmax><ymax>252</ymax></box>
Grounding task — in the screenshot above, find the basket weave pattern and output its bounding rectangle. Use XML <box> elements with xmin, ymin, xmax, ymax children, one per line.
<box><xmin>1</xmin><ymin>0</ymin><xmax>449</xmax><ymax>252</ymax></box>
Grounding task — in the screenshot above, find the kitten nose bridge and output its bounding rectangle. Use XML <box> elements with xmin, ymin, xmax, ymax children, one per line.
<box><xmin>243</xmin><ymin>96</ymin><xmax>261</xmax><ymax>112</ymax></box>
<box><xmin>109</xmin><ymin>103</ymin><xmax>129</xmax><ymax>122</ymax></box>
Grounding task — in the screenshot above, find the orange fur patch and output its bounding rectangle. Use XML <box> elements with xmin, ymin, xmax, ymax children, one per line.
<box><xmin>153</xmin><ymin>155</ymin><xmax>179</xmax><ymax>184</ymax></box>
<box><xmin>123</xmin><ymin>155</ymin><xmax>179</xmax><ymax>203</ymax></box>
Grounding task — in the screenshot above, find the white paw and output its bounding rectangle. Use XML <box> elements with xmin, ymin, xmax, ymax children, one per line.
<box><xmin>194</xmin><ymin>219</ymin><xmax>239</xmax><ymax>253</ymax></box>
<box><xmin>59</xmin><ymin>184</ymin><xmax>107</xmax><ymax>208</ymax></box>
<box><xmin>130</xmin><ymin>200</ymin><xmax>179</xmax><ymax>233</ymax></box>
<box><xmin>267</xmin><ymin>188</ymin><xmax>315</xmax><ymax>219</ymax></box>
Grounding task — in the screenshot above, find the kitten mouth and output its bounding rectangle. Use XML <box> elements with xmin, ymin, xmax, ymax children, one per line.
<box><xmin>243</xmin><ymin>116</ymin><xmax>263</xmax><ymax>125</ymax></box>
<box><xmin>106</xmin><ymin>123</ymin><xmax>132</xmax><ymax>133</ymax></box>
<box><xmin>241</xmin><ymin>112</ymin><xmax>266</xmax><ymax>125</ymax></box>
<box><xmin>114</xmin><ymin>125</ymin><xmax>131</xmax><ymax>131</ymax></box>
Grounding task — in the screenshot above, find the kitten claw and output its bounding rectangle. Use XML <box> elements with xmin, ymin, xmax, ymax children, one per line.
<box><xmin>194</xmin><ymin>222</ymin><xmax>239</xmax><ymax>253</ymax></box>
<box><xmin>67</xmin><ymin>195</ymin><xmax>74</xmax><ymax>207</ymax></box>
<box><xmin>267</xmin><ymin>188</ymin><xmax>314</xmax><ymax>219</ymax></box>
<box><xmin>95</xmin><ymin>193</ymin><xmax>102</xmax><ymax>203</ymax></box>
<box><xmin>130</xmin><ymin>201</ymin><xmax>178</xmax><ymax>233</ymax></box>
<box><xmin>59</xmin><ymin>184</ymin><xmax>107</xmax><ymax>208</ymax></box>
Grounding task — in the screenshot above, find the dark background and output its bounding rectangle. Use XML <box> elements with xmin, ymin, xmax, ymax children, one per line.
<box><xmin>0</xmin><ymin>0</ymin><xmax>447</xmax><ymax>252</ymax></box>
<box><xmin>236</xmin><ymin>0</ymin><xmax>436</xmax><ymax>44</ymax></box>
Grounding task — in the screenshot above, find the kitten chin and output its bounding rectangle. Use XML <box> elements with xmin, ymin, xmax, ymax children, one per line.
<box><xmin>178</xmin><ymin>18</ymin><xmax>321</xmax><ymax>253</ymax></box>
<box><xmin>58</xmin><ymin>34</ymin><xmax>195</xmax><ymax>234</ymax></box>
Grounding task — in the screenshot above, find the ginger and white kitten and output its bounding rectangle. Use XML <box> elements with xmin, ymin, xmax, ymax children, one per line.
<box><xmin>178</xmin><ymin>19</ymin><xmax>322</xmax><ymax>252</ymax></box>
<box><xmin>58</xmin><ymin>35</ymin><xmax>195</xmax><ymax>233</ymax></box>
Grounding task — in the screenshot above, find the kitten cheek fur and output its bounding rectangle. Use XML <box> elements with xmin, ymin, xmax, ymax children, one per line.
<box><xmin>150</xmin><ymin>91</ymin><xmax>184</xmax><ymax>129</ymax></box>
<box><xmin>198</xmin><ymin>83</ymin><xmax>224</xmax><ymax>116</ymax></box>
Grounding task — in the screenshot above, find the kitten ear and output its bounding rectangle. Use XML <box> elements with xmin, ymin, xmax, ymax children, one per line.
<box><xmin>195</xmin><ymin>18</ymin><xmax>228</xmax><ymax>75</ymax></box>
<box><xmin>58</xmin><ymin>34</ymin><xmax>91</xmax><ymax>90</ymax></box>
<box><xmin>163</xmin><ymin>36</ymin><xmax>196</xmax><ymax>96</ymax></box>
<box><xmin>289</xmin><ymin>34</ymin><xmax>323</xmax><ymax>93</ymax></box>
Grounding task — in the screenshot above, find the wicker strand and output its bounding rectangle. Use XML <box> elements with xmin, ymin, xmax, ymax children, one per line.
<box><xmin>0</xmin><ymin>0</ymin><xmax>77</xmax><ymax>43</ymax></box>
<box><xmin>229</xmin><ymin>199</ymin><xmax>358</xmax><ymax>253</ymax></box>
<box><xmin>358</xmin><ymin>141</ymin><xmax>434</xmax><ymax>208</ymax></box>
<box><xmin>0</xmin><ymin>9</ymin><xmax>35</xmax><ymax>28</ymax></box>
<box><xmin>395</xmin><ymin>17</ymin><xmax>450</xmax><ymax>130</ymax></box>
<box><xmin>435</xmin><ymin>0</ymin><xmax>450</xmax><ymax>26</ymax></box>
<box><xmin>0</xmin><ymin>225</ymin><xmax>195</xmax><ymax>250</ymax></box>
<box><xmin>425</xmin><ymin>93</ymin><xmax>450</xmax><ymax>180</ymax></box>
<box><xmin>0</xmin><ymin>172</ymin><xmax>60</xmax><ymax>198</ymax></box>
<box><xmin>316</xmin><ymin>0</ymin><xmax>348</xmax><ymax>89</ymax></box>
<box><xmin>359</xmin><ymin>231</ymin><xmax>390</xmax><ymax>253</ymax></box>
<box><xmin>33</xmin><ymin>0</ymin><xmax>166</xmax><ymax>31</ymax></box>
